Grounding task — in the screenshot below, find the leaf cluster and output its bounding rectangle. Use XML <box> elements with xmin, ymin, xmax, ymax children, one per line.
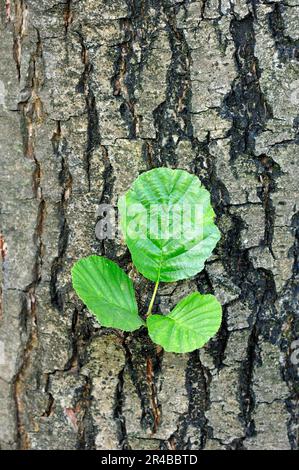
<box><xmin>72</xmin><ymin>168</ymin><xmax>222</xmax><ymax>353</ymax></box>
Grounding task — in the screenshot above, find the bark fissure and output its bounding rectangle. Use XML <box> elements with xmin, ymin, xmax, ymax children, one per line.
<box><xmin>13</xmin><ymin>26</ymin><xmax>46</xmax><ymax>450</ymax></box>
<box><xmin>50</xmin><ymin>123</ymin><xmax>71</xmax><ymax>312</ymax></box>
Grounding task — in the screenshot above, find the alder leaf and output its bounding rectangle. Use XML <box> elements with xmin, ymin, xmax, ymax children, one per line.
<box><xmin>147</xmin><ymin>292</ymin><xmax>222</xmax><ymax>353</ymax></box>
<box><xmin>71</xmin><ymin>255</ymin><xmax>144</xmax><ymax>331</ymax></box>
<box><xmin>118</xmin><ymin>168</ymin><xmax>220</xmax><ymax>282</ymax></box>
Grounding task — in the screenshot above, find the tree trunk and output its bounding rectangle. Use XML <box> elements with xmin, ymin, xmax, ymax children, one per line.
<box><xmin>0</xmin><ymin>0</ymin><xmax>298</xmax><ymax>450</ymax></box>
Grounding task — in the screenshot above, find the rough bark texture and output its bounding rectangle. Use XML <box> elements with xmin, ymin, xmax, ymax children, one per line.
<box><xmin>0</xmin><ymin>0</ymin><xmax>298</xmax><ymax>450</ymax></box>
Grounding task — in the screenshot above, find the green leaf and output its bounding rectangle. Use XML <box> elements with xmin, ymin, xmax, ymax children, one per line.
<box><xmin>147</xmin><ymin>292</ymin><xmax>222</xmax><ymax>353</ymax></box>
<box><xmin>118</xmin><ymin>168</ymin><xmax>220</xmax><ymax>282</ymax></box>
<box><xmin>71</xmin><ymin>255</ymin><xmax>144</xmax><ymax>332</ymax></box>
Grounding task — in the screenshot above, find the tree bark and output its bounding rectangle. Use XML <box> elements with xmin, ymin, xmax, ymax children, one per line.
<box><xmin>0</xmin><ymin>0</ymin><xmax>298</xmax><ymax>450</ymax></box>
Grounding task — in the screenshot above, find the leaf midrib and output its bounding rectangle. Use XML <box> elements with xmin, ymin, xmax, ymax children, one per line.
<box><xmin>166</xmin><ymin>311</ymin><xmax>215</xmax><ymax>333</ymax></box>
<box><xmin>75</xmin><ymin>285</ymin><xmax>138</xmax><ymax>315</ymax></box>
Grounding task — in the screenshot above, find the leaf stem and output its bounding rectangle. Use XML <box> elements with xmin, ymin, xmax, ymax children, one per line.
<box><xmin>146</xmin><ymin>279</ymin><xmax>160</xmax><ymax>317</ymax></box>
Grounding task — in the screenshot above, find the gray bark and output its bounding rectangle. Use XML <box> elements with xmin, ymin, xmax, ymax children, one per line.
<box><xmin>0</xmin><ymin>0</ymin><xmax>298</xmax><ymax>450</ymax></box>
